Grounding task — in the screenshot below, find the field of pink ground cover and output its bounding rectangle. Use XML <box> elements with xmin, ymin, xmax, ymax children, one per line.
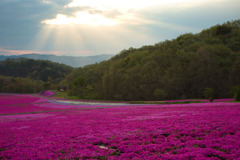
<box><xmin>0</xmin><ymin>94</ymin><xmax>240</xmax><ymax>159</ymax></box>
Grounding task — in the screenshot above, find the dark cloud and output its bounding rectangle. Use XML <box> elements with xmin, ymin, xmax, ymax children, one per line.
<box><xmin>0</xmin><ymin>0</ymin><xmax>68</xmax><ymax>49</ymax></box>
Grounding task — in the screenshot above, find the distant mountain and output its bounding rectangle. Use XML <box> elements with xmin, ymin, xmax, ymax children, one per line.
<box><xmin>0</xmin><ymin>54</ymin><xmax>114</xmax><ymax>67</ymax></box>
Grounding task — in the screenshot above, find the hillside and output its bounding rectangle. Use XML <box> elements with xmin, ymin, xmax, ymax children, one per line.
<box><xmin>64</xmin><ymin>20</ymin><xmax>240</xmax><ymax>100</ymax></box>
<box><xmin>0</xmin><ymin>58</ymin><xmax>74</xmax><ymax>93</ymax></box>
<box><xmin>0</xmin><ymin>54</ymin><xmax>113</xmax><ymax>68</ymax></box>
<box><xmin>0</xmin><ymin>58</ymin><xmax>73</xmax><ymax>83</ymax></box>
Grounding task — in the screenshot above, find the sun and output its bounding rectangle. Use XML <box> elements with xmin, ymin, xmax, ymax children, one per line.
<box><xmin>42</xmin><ymin>14</ymin><xmax>74</xmax><ymax>25</ymax></box>
<box><xmin>41</xmin><ymin>12</ymin><xmax>118</xmax><ymax>26</ymax></box>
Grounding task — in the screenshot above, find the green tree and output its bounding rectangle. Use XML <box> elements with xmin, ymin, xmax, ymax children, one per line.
<box><xmin>231</xmin><ymin>86</ymin><xmax>240</xmax><ymax>101</ymax></box>
<box><xmin>215</xmin><ymin>24</ymin><xmax>232</xmax><ymax>36</ymax></box>
<box><xmin>153</xmin><ymin>89</ymin><xmax>167</xmax><ymax>100</ymax></box>
<box><xmin>204</xmin><ymin>87</ymin><xmax>215</xmax><ymax>102</ymax></box>
<box><xmin>72</xmin><ymin>76</ymin><xmax>87</xmax><ymax>98</ymax></box>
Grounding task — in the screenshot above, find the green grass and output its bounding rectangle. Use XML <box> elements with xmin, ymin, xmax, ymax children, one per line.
<box><xmin>52</xmin><ymin>90</ymin><xmax>127</xmax><ymax>102</ymax></box>
<box><xmin>52</xmin><ymin>90</ymin><xmax>79</xmax><ymax>100</ymax></box>
<box><xmin>52</xmin><ymin>91</ymin><xmax>203</xmax><ymax>104</ymax></box>
<box><xmin>51</xmin><ymin>92</ymin><xmax>238</xmax><ymax>104</ymax></box>
<box><xmin>130</xmin><ymin>101</ymin><xmax>203</xmax><ymax>105</ymax></box>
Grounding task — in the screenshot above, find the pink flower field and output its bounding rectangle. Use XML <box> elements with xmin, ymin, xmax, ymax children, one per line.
<box><xmin>0</xmin><ymin>94</ymin><xmax>240</xmax><ymax>159</ymax></box>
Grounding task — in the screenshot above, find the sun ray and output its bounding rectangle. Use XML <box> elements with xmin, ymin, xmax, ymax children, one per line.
<box><xmin>28</xmin><ymin>25</ymin><xmax>55</xmax><ymax>51</ymax></box>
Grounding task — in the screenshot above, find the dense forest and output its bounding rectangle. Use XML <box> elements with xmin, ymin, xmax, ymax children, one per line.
<box><xmin>63</xmin><ymin>20</ymin><xmax>240</xmax><ymax>101</ymax></box>
<box><xmin>0</xmin><ymin>75</ymin><xmax>44</xmax><ymax>93</ymax></box>
<box><xmin>0</xmin><ymin>58</ymin><xmax>73</xmax><ymax>93</ymax></box>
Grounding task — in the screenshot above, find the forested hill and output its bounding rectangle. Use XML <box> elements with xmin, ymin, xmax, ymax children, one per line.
<box><xmin>0</xmin><ymin>58</ymin><xmax>73</xmax><ymax>83</ymax></box>
<box><xmin>64</xmin><ymin>20</ymin><xmax>240</xmax><ymax>101</ymax></box>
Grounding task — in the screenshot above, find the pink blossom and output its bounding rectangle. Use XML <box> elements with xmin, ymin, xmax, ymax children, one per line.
<box><xmin>0</xmin><ymin>94</ymin><xmax>239</xmax><ymax>159</ymax></box>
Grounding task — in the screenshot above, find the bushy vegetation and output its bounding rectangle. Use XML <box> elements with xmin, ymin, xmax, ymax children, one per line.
<box><xmin>232</xmin><ymin>86</ymin><xmax>240</xmax><ymax>101</ymax></box>
<box><xmin>203</xmin><ymin>87</ymin><xmax>215</xmax><ymax>102</ymax></box>
<box><xmin>0</xmin><ymin>75</ymin><xmax>43</xmax><ymax>93</ymax></box>
<box><xmin>64</xmin><ymin>20</ymin><xmax>240</xmax><ymax>100</ymax></box>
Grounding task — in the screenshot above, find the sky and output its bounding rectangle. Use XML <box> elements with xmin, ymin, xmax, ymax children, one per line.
<box><xmin>0</xmin><ymin>0</ymin><xmax>239</xmax><ymax>56</ymax></box>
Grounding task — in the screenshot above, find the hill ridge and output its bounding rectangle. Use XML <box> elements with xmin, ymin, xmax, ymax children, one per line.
<box><xmin>0</xmin><ymin>53</ymin><xmax>114</xmax><ymax>68</ymax></box>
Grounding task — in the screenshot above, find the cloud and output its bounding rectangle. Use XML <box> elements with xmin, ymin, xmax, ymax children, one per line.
<box><xmin>41</xmin><ymin>0</ymin><xmax>164</xmax><ymax>27</ymax></box>
<box><xmin>42</xmin><ymin>0</ymin><xmax>72</xmax><ymax>6</ymax></box>
<box><xmin>0</xmin><ymin>0</ymin><xmax>57</xmax><ymax>48</ymax></box>
<box><xmin>41</xmin><ymin>0</ymin><xmax>235</xmax><ymax>28</ymax></box>
<box><xmin>65</xmin><ymin>0</ymin><xmax>228</xmax><ymax>11</ymax></box>
<box><xmin>0</xmin><ymin>47</ymin><xmax>87</xmax><ymax>56</ymax></box>
<box><xmin>41</xmin><ymin>12</ymin><xmax>118</xmax><ymax>26</ymax></box>
<box><xmin>0</xmin><ymin>47</ymin><xmax>45</xmax><ymax>56</ymax></box>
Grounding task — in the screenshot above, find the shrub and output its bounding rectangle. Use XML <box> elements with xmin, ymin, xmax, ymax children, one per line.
<box><xmin>231</xmin><ymin>86</ymin><xmax>240</xmax><ymax>101</ymax></box>
<box><xmin>204</xmin><ymin>87</ymin><xmax>215</xmax><ymax>102</ymax></box>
